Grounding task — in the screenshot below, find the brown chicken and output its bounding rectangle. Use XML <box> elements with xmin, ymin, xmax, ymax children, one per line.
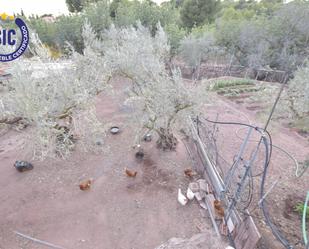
<box><xmin>79</xmin><ymin>179</ymin><xmax>92</xmax><ymax>191</ymax></box>
<box><xmin>125</xmin><ymin>168</ymin><xmax>137</xmax><ymax>177</ymax></box>
<box><xmin>184</xmin><ymin>169</ymin><xmax>197</xmax><ymax>178</ymax></box>
<box><xmin>214</xmin><ymin>200</ymin><xmax>225</xmax><ymax>218</ymax></box>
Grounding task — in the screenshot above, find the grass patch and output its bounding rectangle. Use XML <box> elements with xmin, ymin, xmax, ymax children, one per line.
<box><xmin>210</xmin><ymin>78</ymin><xmax>256</xmax><ymax>91</ymax></box>
<box><xmin>294</xmin><ymin>202</ymin><xmax>309</xmax><ymax>219</ymax></box>
<box><xmin>217</xmin><ymin>86</ymin><xmax>264</xmax><ymax>95</ymax></box>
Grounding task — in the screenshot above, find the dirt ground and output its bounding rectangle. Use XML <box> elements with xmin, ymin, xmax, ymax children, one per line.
<box><xmin>0</xmin><ymin>78</ymin><xmax>217</xmax><ymax>249</ymax></box>
<box><xmin>0</xmin><ymin>76</ymin><xmax>308</xmax><ymax>249</ymax></box>
<box><xmin>204</xmin><ymin>93</ymin><xmax>309</xmax><ymax>249</ymax></box>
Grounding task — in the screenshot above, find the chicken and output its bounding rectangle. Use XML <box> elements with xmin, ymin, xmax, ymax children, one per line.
<box><xmin>186</xmin><ymin>187</ymin><xmax>195</xmax><ymax>200</ymax></box>
<box><xmin>125</xmin><ymin>168</ymin><xmax>137</xmax><ymax>177</ymax></box>
<box><xmin>79</xmin><ymin>179</ymin><xmax>92</xmax><ymax>191</ymax></box>
<box><xmin>184</xmin><ymin>169</ymin><xmax>197</xmax><ymax>178</ymax></box>
<box><xmin>214</xmin><ymin>200</ymin><xmax>225</xmax><ymax>218</ymax></box>
<box><xmin>178</xmin><ymin>188</ymin><xmax>188</xmax><ymax>206</ymax></box>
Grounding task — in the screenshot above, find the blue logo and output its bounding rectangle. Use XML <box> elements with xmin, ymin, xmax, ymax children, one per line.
<box><xmin>0</xmin><ymin>13</ymin><xmax>29</xmax><ymax>62</ymax></box>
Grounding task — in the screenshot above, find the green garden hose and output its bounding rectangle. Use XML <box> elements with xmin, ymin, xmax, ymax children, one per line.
<box><xmin>303</xmin><ymin>191</ymin><xmax>309</xmax><ymax>246</ymax></box>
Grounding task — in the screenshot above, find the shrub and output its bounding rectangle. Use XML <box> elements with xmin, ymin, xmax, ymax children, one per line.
<box><xmin>286</xmin><ymin>63</ymin><xmax>309</xmax><ymax>118</ymax></box>
<box><xmin>215</xmin><ymin>2</ymin><xmax>309</xmax><ymax>73</ymax></box>
<box><xmin>2</xmin><ymin>25</ymin><xmax>111</xmax><ymax>159</ymax></box>
<box><xmin>180</xmin><ymin>0</ymin><xmax>220</xmax><ymax>29</ymax></box>
<box><xmin>164</xmin><ymin>23</ymin><xmax>186</xmax><ymax>55</ymax></box>
<box><xmin>101</xmin><ymin>23</ymin><xmax>208</xmax><ymax>149</ymax></box>
<box><xmin>82</xmin><ymin>0</ymin><xmax>111</xmax><ymax>34</ymax></box>
<box><xmin>179</xmin><ymin>31</ymin><xmax>222</xmax><ymax>79</ymax></box>
<box><xmin>55</xmin><ymin>14</ymin><xmax>84</xmax><ymax>53</ymax></box>
<box><xmin>294</xmin><ymin>203</ymin><xmax>309</xmax><ymax>219</ymax></box>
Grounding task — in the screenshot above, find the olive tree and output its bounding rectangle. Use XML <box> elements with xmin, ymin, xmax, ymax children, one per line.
<box><xmin>101</xmin><ymin>23</ymin><xmax>208</xmax><ymax>150</ymax></box>
<box><xmin>179</xmin><ymin>31</ymin><xmax>222</xmax><ymax>80</ymax></box>
<box><xmin>1</xmin><ymin>26</ymin><xmax>111</xmax><ymax>159</ymax></box>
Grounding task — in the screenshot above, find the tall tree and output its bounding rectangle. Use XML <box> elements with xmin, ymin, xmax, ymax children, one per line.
<box><xmin>180</xmin><ymin>0</ymin><xmax>220</xmax><ymax>29</ymax></box>
<box><xmin>66</xmin><ymin>0</ymin><xmax>83</xmax><ymax>12</ymax></box>
<box><xmin>110</xmin><ymin>0</ymin><xmax>129</xmax><ymax>18</ymax></box>
<box><xmin>65</xmin><ymin>0</ymin><xmax>98</xmax><ymax>13</ymax></box>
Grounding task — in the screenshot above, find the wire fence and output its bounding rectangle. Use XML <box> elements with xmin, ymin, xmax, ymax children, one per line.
<box><xmin>185</xmin><ymin>109</ymin><xmax>302</xmax><ymax>249</ymax></box>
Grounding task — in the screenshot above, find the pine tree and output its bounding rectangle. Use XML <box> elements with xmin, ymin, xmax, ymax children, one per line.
<box><xmin>180</xmin><ymin>0</ymin><xmax>220</xmax><ymax>29</ymax></box>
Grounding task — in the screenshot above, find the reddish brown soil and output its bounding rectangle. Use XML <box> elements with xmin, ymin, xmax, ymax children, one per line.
<box><xmin>0</xmin><ymin>78</ymin><xmax>211</xmax><ymax>249</ymax></box>
<box><xmin>0</xmin><ymin>77</ymin><xmax>308</xmax><ymax>249</ymax></box>
<box><xmin>205</xmin><ymin>96</ymin><xmax>309</xmax><ymax>249</ymax></box>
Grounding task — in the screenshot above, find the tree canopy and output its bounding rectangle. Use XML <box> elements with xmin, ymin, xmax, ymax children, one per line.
<box><xmin>65</xmin><ymin>0</ymin><xmax>99</xmax><ymax>12</ymax></box>
<box><xmin>180</xmin><ymin>0</ymin><xmax>220</xmax><ymax>29</ymax></box>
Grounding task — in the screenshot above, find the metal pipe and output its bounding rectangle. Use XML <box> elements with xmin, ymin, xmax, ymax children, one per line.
<box><xmin>204</xmin><ymin>198</ymin><xmax>221</xmax><ymax>238</ymax></box>
<box><xmin>225</xmin><ymin>127</ymin><xmax>253</xmax><ymax>189</ymax></box>
<box><xmin>189</xmin><ymin>119</ymin><xmax>225</xmax><ymax>197</ymax></box>
<box><xmin>226</xmin><ymin>139</ymin><xmax>261</xmax><ymax>221</ymax></box>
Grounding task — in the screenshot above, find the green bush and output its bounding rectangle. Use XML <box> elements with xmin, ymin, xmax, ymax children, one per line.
<box><xmin>295</xmin><ymin>203</ymin><xmax>309</xmax><ymax>219</ymax></box>
<box><xmin>215</xmin><ymin>2</ymin><xmax>309</xmax><ymax>72</ymax></box>
<box><xmin>55</xmin><ymin>14</ymin><xmax>84</xmax><ymax>53</ymax></box>
<box><xmin>83</xmin><ymin>0</ymin><xmax>111</xmax><ymax>34</ymax></box>
<box><xmin>164</xmin><ymin>23</ymin><xmax>186</xmax><ymax>55</ymax></box>
<box><xmin>210</xmin><ymin>78</ymin><xmax>255</xmax><ymax>91</ymax></box>
<box><xmin>180</xmin><ymin>0</ymin><xmax>220</xmax><ymax>30</ymax></box>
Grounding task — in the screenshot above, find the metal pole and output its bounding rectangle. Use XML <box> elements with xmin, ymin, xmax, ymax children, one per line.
<box><xmin>226</xmin><ymin>139</ymin><xmax>261</xmax><ymax>222</ymax></box>
<box><xmin>224</xmin><ymin>127</ymin><xmax>253</xmax><ymax>189</ymax></box>
<box><xmin>190</xmin><ymin>119</ymin><xmax>225</xmax><ymax>197</ymax></box>
<box><xmin>263</xmin><ymin>73</ymin><xmax>288</xmax><ymax>132</ymax></box>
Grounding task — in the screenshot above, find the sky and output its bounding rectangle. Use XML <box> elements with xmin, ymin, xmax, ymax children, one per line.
<box><xmin>0</xmin><ymin>0</ymin><xmax>166</xmax><ymax>16</ymax></box>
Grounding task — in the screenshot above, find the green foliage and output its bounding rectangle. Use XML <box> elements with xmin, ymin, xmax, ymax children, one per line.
<box><xmin>179</xmin><ymin>31</ymin><xmax>220</xmax><ymax>70</ymax></box>
<box><xmin>220</xmin><ymin>0</ymin><xmax>283</xmax><ymax>17</ymax></box>
<box><xmin>295</xmin><ymin>203</ymin><xmax>309</xmax><ymax>219</ymax></box>
<box><xmin>164</xmin><ymin>23</ymin><xmax>186</xmax><ymax>54</ymax></box>
<box><xmin>65</xmin><ymin>0</ymin><xmax>99</xmax><ymax>12</ymax></box>
<box><xmin>265</xmin><ymin>2</ymin><xmax>309</xmax><ymax>72</ymax></box>
<box><xmin>180</xmin><ymin>0</ymin><xmax>220</xmax><ymax>29</ymax></box>
<box><xmin>83</xmin><ymin>0</ymin><xmax>111</xmax><ymax>34</ymax></box>
<box><xmin>287</xmin><ymin>63</ymin><xmax>309</xmax><ymax>118</ymax></box>
<box><xmin>209</xmin><ymin>78</ymin><xmax>255</xmax><ymax>91</ymax></box>
<box><xmin>215</xmin><ymin>1</ymin><xmax>309</xmax><ymax>72</ymax></box>
<box><xmin>115</xmin><ymin>0</ymin><xmax>178</xmax><ymax>33</ymax></box>
<box><xmin>66</xmin><ymin>0</ymin><xmax>84</xmax><ymax>12</ymax></box>
<box><xmin>115</xmin><ymin>0</ymin><xmax>161</xmax><ymax>32</ymax></box>
<box><xmin>133</xmin><ymin>1</ymin><xmax>162</xmax><ymax>31</ymax></box>
<box><xmin>113</xmin><ymin>0</ymin><xmax>136</xmax><ymax>27</ymax></box>
<box><xmin>29</xmin><ymin>0</ymin><xmax>181</xmax><ymax>54</ymax></box>
<box><xmin>55</xmin><ymin>14</ymin><xmax>84</xmax><ymax>53</ymax></box>
<box><xmin>215</xmin><ymin>7</ymin><xmax>262</xmax><ymax>65</ymax></box>
<box><xmin>109</xmin><ymin>0</ymin><xmax>124</xmax><ymax>19</ymax></box>
<box><xmin>28</xmin><ymin>0</ymin><xmax>309</xmax><ymax>76</ymax></box>
<box><xmin>30</xmin><ymin>1</ymin><xmax>111</xmax><ymax>54</ymax></box>
<box><xmin>28</xmin><ymin>18</ymin><xmax>57</xmax><ymax>48</ymax></box>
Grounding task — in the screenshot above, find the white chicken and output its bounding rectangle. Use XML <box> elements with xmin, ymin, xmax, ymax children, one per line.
<box><xmin>178</xmin><ymin>188</ymin><xmax>188</xmax><ymax>206</ymax></box>
<box><xmin>186</xmin><ymin>187</ymin><xmax>195</xmax><ymax>200</ymax></box>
